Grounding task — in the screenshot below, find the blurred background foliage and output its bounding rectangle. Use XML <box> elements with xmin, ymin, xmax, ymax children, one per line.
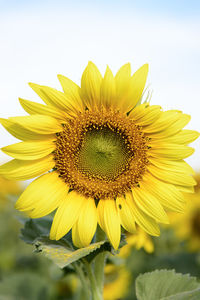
<box><xmin>0</xmin><ymin>176</ymin><xmax>200</xmax><ymax>300</ymax></box>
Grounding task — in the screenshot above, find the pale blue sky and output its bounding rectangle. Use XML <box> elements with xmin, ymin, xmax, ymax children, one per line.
<box><xmin>1</xmin><ymin>0</ymin><xmax>200</xmax><ymax>17</ymax></box>
<box><xmin>0</xmin><ymin>0</ymin><xmax>200</xmax><ymax>169</ymax></box>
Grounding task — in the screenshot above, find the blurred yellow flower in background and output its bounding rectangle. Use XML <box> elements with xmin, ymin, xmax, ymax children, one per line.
<box><xmin>170</xmin><ymin>173</ymin><xmax>200</xmax><ymax>251</ymax></box>
<box><xmin>0</xmin><ymin>62</ymin><xmax>198</xmax><ymax>250</ymax></box>
<box><xmin>55</xmin><ymin>274</ymin><xmax>79</xmax><ymax>299</ymax></box>
<box><xmin>103</xmin><ymin>264</ymin><xmax>131</xmax><ymax>300</ymax></box>
<box><xmin>0</xmin><ymin>174</ymin><xmax>21</xmax><ymax>207</ymax></box>
<box><xmin>120</xmin><ymin>228</ymin><xmax>154</xmax><ymax>257</ymax></box>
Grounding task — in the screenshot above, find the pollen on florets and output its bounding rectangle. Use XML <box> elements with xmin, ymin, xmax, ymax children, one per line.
<box><xmin>53</xmin><ymin>109</ymin><xmax>149</xmax><ymax>199</ymax></box>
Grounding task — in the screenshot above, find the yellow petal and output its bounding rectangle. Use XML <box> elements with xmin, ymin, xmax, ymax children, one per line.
<box><xmin>148</xmin><ymin>158</ymin><xmax>195</xmax><ymax>175</ymax></box>
<box><xmin>103</xmin><ymin>198</ymin><xmax>121</xmax><ymax>250</ymax></box>
<box><xmin>126</xmin><ymin>192</ymin><xmax>160</xmax><ymax>236</ymax></box>
<box><xmin>128</xmin><ymin>103</ymin><xmax>149</xmax><ymax>119</ymax></box>
<box><xmin>149</xmin><ymin>164</ymin><xmax>196</xmax><ymax>186</ymax></box>
<box><xmin>75</xmin><ymin>198</ymin><xmax>97</xmax><ymax>247</ymax></box>
<box><xmin>81</xmin><ymin>61</ymin><xmax>102</xmax><ymax>110</ymax></box>
<box><xmin>29</xmin><ymin>83</ymin><xmax>78</xmax><ymax>117</ymax></box>
<box><xmin>155</xmin><ymin>129</ymin><xmax>200</xmax><ymax>144</ymax></box>
<box><xmin>19</xmin><ymin>98</ymin><xmax>67</xmax><ymax>121</ymax></box>
<box><xmin>57</xmin><ymin>74</ymin><xmax>84</xmax><ymax>111</ymax></box>
<box><xmin>141</xmin><ymin>107</ymin><xmax>162</xmax><ymax>125</ymax></box>
<box><xmin>159</xmin><ymin>113</ymin><xmax>191</xmax><ymax>137</ymax></box>
<box><xmin>115</xmin><ymin>63</ymin><xmax>131</xmax><ymax>101</ymax></box>
<box><xmin>116</xmin><ymin>196</ymin><xmax>136</xmax><ymax>233</ymax></box>
<box><xmin>141</xmin><ymin>173</ymin><xmax>185</xmax><ymax>212</ymax></box>
<box><xmin>97</xmin><ymin>199</ymin><xmax>121</xmax><ymax>250</ymax></box>
<box><xmin>175</xmin><ymin>185</ymin><xmax>194</xmax><ymax>193</ymax></box>
<box><xmin>131</xmin><ymin>185</ymin><xmax>169</xmax><ymax>224</ymax></box>
<box><xmin>143</xmin><ymin>111</ymin><xmax>179</xmax><ymax>134</ymax></box>
<box><xmin>144</xmin><ymin>237</ymin><xmax>154</xmax><ymax>253</ymax></box>
<box><xmin>2</xmin><ymin>139</ymin><xmax>56</xmax><ymax>160</ymax></box>
<box><xmin>121</xmin><ymin>64</ymin><xmax>148</xmax><ymax>112</ymax></box>
<box><xmin>149</xmin><ymin>144</ymin><xmax>194</xmax><ymax>160</ymax></box>
<box><xmin>50</xmin><ymin>191</ymin><xmax>85</xmax><ymax>240</ymax></box>
<box><xmin>129</xmin><ymin>64</ymin><xmax>149</xmax><ymax>104</ymax></box>
<box><xmin>133</xmin><ymin>105</ymin><xmax>161</xmax><ymax>126</ymax></box>
<box><xmin>146</xmin><ymin>113</ymin><xmax>191</xmax><ymax>138</ymax></box>
<box><xmin>0</xmin><ymin>118</ymin><xmax>55</xmax><ymax>141</ymax></box>
<box><xmin>97</xmin><ymin>198</ymin><xmax>106</xmax><ymax>230</ymax></box>
<box><xmin>15</xmin><ymin>172</ymin><xmax>68</xmax><ymax>218</ymax></box>
<box><xmin>0</xmin><ymin>155</ymin><xmax>54</xmax><ymax>180</ymax></box>
<box><xmin>100</xmin><ymin>66</ymin><xmax>116</xmax><ymax>108</ymax></box>
<box><xmin>9</xmin><ymin>115</ymin><xmax>63</xmax><ymax>134</ymax></box>
<box><xmin>72</xmin><ymin>222</ymin><xmax>83</xmax><ymax>248</ymax></box>
<box><xmin>29</xmin><ymin>82</ymin><xmax>52</xmax><ymax>105</ymax></box>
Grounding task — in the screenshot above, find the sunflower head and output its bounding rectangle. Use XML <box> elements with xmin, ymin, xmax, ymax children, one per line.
<box><xmin>0</xmin><ymin>62</ymin><xmax>198</xmax><ymax>250</ymax></box>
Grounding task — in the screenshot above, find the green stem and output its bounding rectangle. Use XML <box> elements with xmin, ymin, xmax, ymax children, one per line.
<box><xmin>94</xmin><ymin>226</ymin><xmax>107</xmax><ymax>295</ymax></box>
<box><xmin>73</xmin><ymin>263</ymin><xmax>91</xmax><ymax>300</ymax></box>
<box><xmin>84</xmin><ymin>259</ymin><xmax>102</xmax><ymax>300</ymax></box>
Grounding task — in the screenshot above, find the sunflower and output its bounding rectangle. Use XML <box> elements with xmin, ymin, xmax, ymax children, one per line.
<box><xmin>0</xmin><ymin>62</ymin><xmax>198</xmax><ymax>250</ymax></box>
<box><xmin>170</xmin><ymin>173</ymin><xmax>200</xmax><ymax>251</ymax></box>
<box><xmin>119</xmin><ymin>228</ymin><xmax>154</xmax><ymax>257</ymax></box>
<box><xmin>103</xmin><ymin>264</ymin><xmax>131</xmax><ymax>300</ymax></box>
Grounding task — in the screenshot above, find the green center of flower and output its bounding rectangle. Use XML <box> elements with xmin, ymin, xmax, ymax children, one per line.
<box><xmin>77</xmin><ymin>128</ymin><xmax>130</xmax><ymax>180</ymax></box>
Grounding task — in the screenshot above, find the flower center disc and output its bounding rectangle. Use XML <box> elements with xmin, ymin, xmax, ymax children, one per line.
<box><xmin>54</xmin><ymin>110</ymin><xmax>149</xmax><ymax>199</ymax></box>
<box><xmin>77</xmin><ymin>128</ymin><xmax>130</xmax><ymax>180</ymax></box>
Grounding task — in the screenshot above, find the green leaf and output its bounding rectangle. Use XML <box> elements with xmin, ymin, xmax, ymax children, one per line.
<box><xmin>20</xmin><ymin>217</ymin><xmax>73</xmax><ymax>245</ymax></box>
<box><xmin>136</xmin><ymin>269</ymin><xmax>200</xmax><ymax>300</ymax></box>
<box><xmin>163</xmin><ymin>288</ymin><xmax>200</xmax><ymax>300</ymax></box>
<box><xmin>85</xmin><ymin>240</ymin><xmax>111</xmax><ymax>263</ymax></box>
<box><xmin>35</xmin><ymin>238</ymin><xmax>109</xmax><ymax>268</ymax></box>
<box><xmin>20</xmin><ymin>218</ymin><xmax>114</xmax><ymax>267</ymax></box>
<box><xmin>20</xmin><ymin>217</ymin><xmax>52</xmax><ymax>244</ymax></box>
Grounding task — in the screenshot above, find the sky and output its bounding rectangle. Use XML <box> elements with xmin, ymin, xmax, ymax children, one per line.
<box><xmin>0</xmin><ymin>0</ymin><xmax>199</xmax><ymax>170</ymax></box>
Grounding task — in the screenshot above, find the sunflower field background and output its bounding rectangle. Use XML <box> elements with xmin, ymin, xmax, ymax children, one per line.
<box><xmin>0</xmin><ymin>1</ymin><xmax>200</xmax><ymax>300</ymax></box>
<box><xmin>1</xmin><ymin>181</ymin><xmax>200</xmax><ymax>300</ymax></box>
